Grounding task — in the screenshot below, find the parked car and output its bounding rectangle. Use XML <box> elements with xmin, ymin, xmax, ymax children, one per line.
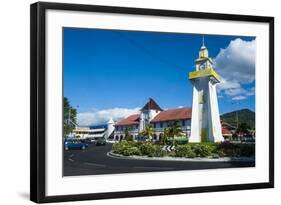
<box><xmin>241</xmin><ymin>137</ymin><xmax>255</xmax><ymax>143</ymax></box>
<box><xmin>64</xmin><ymin>139</ymin><xmax>88</xmax><ymax>150</ymax></box>
<box><xmin>87</xmin><ymin>137</ymin><xmax>99</xmax><ymax>143</ymax></box>
<box><xmin>95</xmin><ymin>137</ymin><xmax>106</xmax><ymax>146</ymax></box>
<box><xmin>82</xmin><ymin>138</ymin><xmax>92</xmax><ymax>144</ymax></box>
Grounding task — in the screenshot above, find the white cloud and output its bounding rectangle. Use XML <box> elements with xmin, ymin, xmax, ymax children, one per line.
<box><xmin>214</xmin><ymin>38</ymin><xmax>256</xmax><ymax>84</ymax></box>
<box><xmin>77</xmin><ymin>107</ymin><xmax>141</xmax><ymax>126</ymax></box>
<box><xmin>214</xmin><ymin>38</ymin><xmax>256</xmax><ymax>100</ymax></box>
<box><xmin>224</xmin><ymin>87</ymin><xmax>247</xmax><ymax>96</ymax></box>
<box><xmin>217</xmin><ymin>79</ymin><xmax>241</xmax><ymax>92</ymax></box>
<box><xmin>232</xmin><ymin>96</ymin><xmax>247</xmax><ymax>101</ymax></box>
<box><xmin>246</xmin><ymin>87</ymin><xmax>255</xmax><ymax>96</ymax></box>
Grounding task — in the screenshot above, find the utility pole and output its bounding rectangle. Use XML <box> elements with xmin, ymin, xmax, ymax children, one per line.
<box><xmin>68</xmin><ymin>108</ymin><xmax>71</xmax><ymax>126</ymax></box>
<box><xmin>236</xmin><ymin>110</ymin><xmax>239</xmax><ymax>129</ymax></box>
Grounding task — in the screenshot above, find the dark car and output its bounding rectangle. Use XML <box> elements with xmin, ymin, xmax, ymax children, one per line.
<box><xmin>64</xmin><ymin>139</ymin><xmax>88</xmax><ymax>150</ymax></box>
<box><xmin>95</xmin><ymin>137</ymin><xmax>106</xmax><ymax>146</ymax></box>
<box><xmin>241</xmin><ymin>137</ymin><xmax>255</xmax><ymax>143</ymax></box>
<box><xmin>83</xmin><ymin>138</ymin><xmax>92</xmax><ymax>144</ymax></box>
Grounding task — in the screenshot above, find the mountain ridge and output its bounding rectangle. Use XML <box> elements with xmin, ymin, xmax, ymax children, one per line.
<box><xmin>221</xmin><ymin>108</ymin><xmax>255</xmax><ymax>129</ymax></box>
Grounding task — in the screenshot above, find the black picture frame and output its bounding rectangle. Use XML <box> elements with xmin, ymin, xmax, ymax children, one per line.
<box><xmin>30</xmin><ymin>2</ymin><xmax>274</xmax><ymax>203</ymax></box>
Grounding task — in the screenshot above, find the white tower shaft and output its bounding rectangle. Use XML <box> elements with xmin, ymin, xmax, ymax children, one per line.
<box><xmin>188</xmin><ymin>44</ymin><xmax>224</xmax><ymax>143</ymax></box>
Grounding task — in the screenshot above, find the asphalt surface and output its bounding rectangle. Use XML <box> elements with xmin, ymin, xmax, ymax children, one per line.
<box><xmin>63</xmin><ymin>143</ymin><xmax>255</xmax><ymax>176</ymax></box>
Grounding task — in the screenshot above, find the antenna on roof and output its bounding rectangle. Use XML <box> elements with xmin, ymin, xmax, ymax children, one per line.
<box><xmin>202</xmin><ymin>35</ymin><xmax>205</xmax><ymax>47</ymax></box>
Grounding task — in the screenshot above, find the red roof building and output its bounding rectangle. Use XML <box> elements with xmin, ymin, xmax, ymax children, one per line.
<box><xmin>222</xmin><ymin>128</ymin><xmax>232</xmax><ymax>135</ymax></box>
<box><xmin>141</xmin><ymin>98</ymin><xmax>163</xmax><ymax>111</ymax></box>
<box><xmin>151</xmin><ymin>107</ymin><xmax>192</xmax><ymax>123</ymax></box>
<box><xmin>115</xmin><ymin>114</ymin><xmax>140</xmax><ymax>126</ymax></box>
<box><xmin>113</xmin><ymin>98</ymin><xmax>233</xmax><ymax>141</ymax></box>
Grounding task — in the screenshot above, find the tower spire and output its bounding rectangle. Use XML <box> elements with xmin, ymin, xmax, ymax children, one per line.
<box><xmin>199</xmin><ymin>35</ymin><xmax>208</xmax><ymax>58</ymax></box>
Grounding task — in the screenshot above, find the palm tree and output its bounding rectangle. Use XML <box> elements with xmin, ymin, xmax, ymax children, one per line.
<box><xmin>162</xmin><ymin>128</ymin><xmax>170</xmax><ymax>145</ymax></box>
<box><xmin>124</xmin><ymin>127</ymin><xmax>133</xmax><ymax>141</ymax></box>
<box><xmin>167</xmin><ymin>121</ymin><xmax>184</xmax><ymax>145</ymax></box>
<box><xmin>64</xmin><ymin>97</ymin><xmax>77</xmax><ymax>137</ymax></box>
<box><xmin>140</xmin><ymin>125</ymin><xmax>155</xmax><ymax>142</ymax></box>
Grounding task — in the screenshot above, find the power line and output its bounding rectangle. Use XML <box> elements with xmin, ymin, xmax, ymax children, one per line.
<box><xmin>115</xmin><ymin>32</ymin><xmax>184</xmax><ymax>71</ymax></box>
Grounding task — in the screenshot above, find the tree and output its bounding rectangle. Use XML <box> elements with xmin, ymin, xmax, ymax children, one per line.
<box><xmin>140</xmin><ymin>125</ymin><xmax>155</xmax><ymax>142</ymax></box>
<box><xmin>124</xmin><ymin>127</ymin><xmax>133</xmax><ymax>141</ymax></box>
<box><xmin>167</xmin><ymin>121</ymin><xmax>184</xmax><ymax>145</ymax></box>
<box><xmin>236</xmin><ymin>122</ymin><xmax>250</xmax><ymax>135</ymax></box>
<box><xmin>64</xmin><ymin>97</ymin><xmax>77</xmax><ymax>137</ymax></box>
<box><xmin>162</xmin><ymin>128</ymin><xmax>170</xmax><ymax>145</ymax></box>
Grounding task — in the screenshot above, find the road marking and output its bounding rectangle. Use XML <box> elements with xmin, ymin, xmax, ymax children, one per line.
<box><xmin>83</xmin><ymin>162</ymin><xmax>106</xmax><ymax>167</ymax></box>
<box><xmin>68</xmin><ymin>154</ymin><xmax>75</xmax><ymax>162</ymax></box>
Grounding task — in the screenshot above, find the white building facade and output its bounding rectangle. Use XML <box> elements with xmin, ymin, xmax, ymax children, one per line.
<box><xmin>72</xmin><ymin>118</ymin><xmax>115</xmax><ymax>139</ymax></box>
<box><xmin>114</xmin><ymin>98</ymin><xmax>191</xmax><ymax>141</ymax></box>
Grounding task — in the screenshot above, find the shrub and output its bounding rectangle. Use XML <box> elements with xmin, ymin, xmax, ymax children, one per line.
<box><xmin>154</xmin><ymin>147</ymin><xmax>168</xmax><ymax>157</ymax></box>
<box><xmin>191</xmin><ymin>144</ymin><xmax>212</xmax><ymax>157</ymax></box>
<box><xmin>112</xmin><ymin>142</ymin><xmax>125</xmax><ymax>154</ymax></box>
<box><xmin>211</xmin><ymin>153</ymin><xmax>220</xmax><ymax>159</ymax></box>
<box><xmin>112</xmin><ymin>141</ymin><xmax>142</xmax><ymax>156</ymax></box>
<box><xmin>175</xmin><ymin>145</ymin><xmax>196</xmax><ymax>158</ymax></box>
<box><xmin>122</xmin><ymin>146</ymin><xmax>141</xmax><ymax>156</ymax></box>
<box><xmin>239</xmin><ymin>144</ymin><xmax>255</xmax><ymax>157</ymax></box>
<box><xmin>168</xmin><ymin>150</ymin><xmax>176</xmax><ymax>157</ymax></box>
<box><xmin>125</xmin><ymin>135</ymin><xmax>134</xmax><ymax>142</ymax></box>
<box><xmin>112</xmin><ymin>141</ymin><xmax>255</xmax><ymax>158</ymax></box>
<box><xmin>215</xmin><ymin>149</ymin><xmax>226</xmax><ymax>157</ymax></box>
<box><xmin>216</xmin><ymin>142</ymin><xmax>255</xmax><ymax>157</ymax></box>
<box><xmin>139</xmin><ymin>143</ymin><xmax>157</xmax><ymax>157</ymax></box>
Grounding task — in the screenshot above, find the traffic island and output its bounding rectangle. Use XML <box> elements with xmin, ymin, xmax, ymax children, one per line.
<box><xmin>107</xmin><ymin>151</ymin><xmax>255</xmax><ymax>162</ymax></box>
<box><xmin>110</xmin><ymin>141</ymin><xmax>255</xmax><ymax>161</ymax></box>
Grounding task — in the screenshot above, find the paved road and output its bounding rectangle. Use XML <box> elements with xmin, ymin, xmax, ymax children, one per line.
<box><xmin>63</xmin><ymin>143</ymin><xmax>255</xmax><ymax>176</ymax></box>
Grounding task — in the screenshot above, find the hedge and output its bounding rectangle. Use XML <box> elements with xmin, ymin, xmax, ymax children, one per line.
<box><xmin>112</xmin><ymin>141</ymin><xmax>255</xmax><ymax>158</ymax></box>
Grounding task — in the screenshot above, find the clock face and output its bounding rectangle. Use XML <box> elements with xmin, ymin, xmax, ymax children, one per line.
<box><xmin>198</xmin><ymin>62</ymin><xmax>206</xmax><ymax>70</ymax></box>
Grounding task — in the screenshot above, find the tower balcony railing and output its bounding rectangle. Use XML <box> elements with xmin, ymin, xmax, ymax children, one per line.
<box><xmin>153</xmin><ymin>126</ymin><xmax>191</xmax><ymax>132</ymax></box>
<box><xmin>114</xmin><ymin>129</ymin><xmax>139</xmax><ymax>134</ymax></box>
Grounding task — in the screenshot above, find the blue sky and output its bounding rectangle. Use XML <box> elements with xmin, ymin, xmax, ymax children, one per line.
<box><xmin>63</xmin><ymin>27</ymin><xmax>256</xmax><ymax>126</ymax></box>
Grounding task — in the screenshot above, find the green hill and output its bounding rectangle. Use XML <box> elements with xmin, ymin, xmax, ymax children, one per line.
<box><xmin>221</xmin><ymin>109</ymin><xmax>255</xmax><ymax>129</ymax></box>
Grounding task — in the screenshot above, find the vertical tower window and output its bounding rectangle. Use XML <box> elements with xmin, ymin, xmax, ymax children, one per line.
<box><xmin>199</xmin><ymin>90</ymin><xmax>205</xmax><ymax>104</ymax></box>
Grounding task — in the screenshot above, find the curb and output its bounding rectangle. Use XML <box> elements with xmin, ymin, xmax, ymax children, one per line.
<box><xmin>107</xmin><ymin>151</ymin><xmax>255</xmax><ymax>162</ymax></box>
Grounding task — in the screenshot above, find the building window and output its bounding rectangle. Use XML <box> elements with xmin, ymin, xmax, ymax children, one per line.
<box><xmin>160</xmin><ymin>122</ymin><xmax>163</xmax><ymax>128</ymax></box>
<box><xmin>182</xmin><ymin>120</ymin><xmax>185</xmax><ymax>126</ymax></box>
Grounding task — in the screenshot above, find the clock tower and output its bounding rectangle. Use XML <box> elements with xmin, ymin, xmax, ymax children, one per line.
<box><xmin>188</xmin><ymin>40</ymin><xmax>224</xmax><ymax>143</ymax></box>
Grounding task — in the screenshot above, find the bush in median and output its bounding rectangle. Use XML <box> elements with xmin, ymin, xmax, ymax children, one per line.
<box><xmin>239</xmin><ymin>144</ymin><xmax>255</xmax><ymax>157</ymax></box>
<box><xmin>217</xmin><ymin>142</ymin><xmax>255</xmax><ymax>157</ymax></box>
<box><xmin>122</xmin><ymin>146</ymin><xmax>141</xmax><ymax>156</ymax></box>
<box><xmin>112</xmin><ymin>141</ymin><xmax>140</xmax><ymax>156</ymax></box>
<box><xmin>112</xmin><ymin>140</ymin><xmax>255</xmax><ymax>158</ymax></box>
<box><xmin>175</xmin><ymin>143</ymin><xmax>215</xmax><ymax>158</ymax></box>
<box><xmin>139</xmin><ymin>143</ymin><xmax>157</xmax><ymax>157</ymax></box>
<box><xmin>175</xmin><ymin>145</ymin><xmax>196</xmax><ymax>158</ymax></box>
